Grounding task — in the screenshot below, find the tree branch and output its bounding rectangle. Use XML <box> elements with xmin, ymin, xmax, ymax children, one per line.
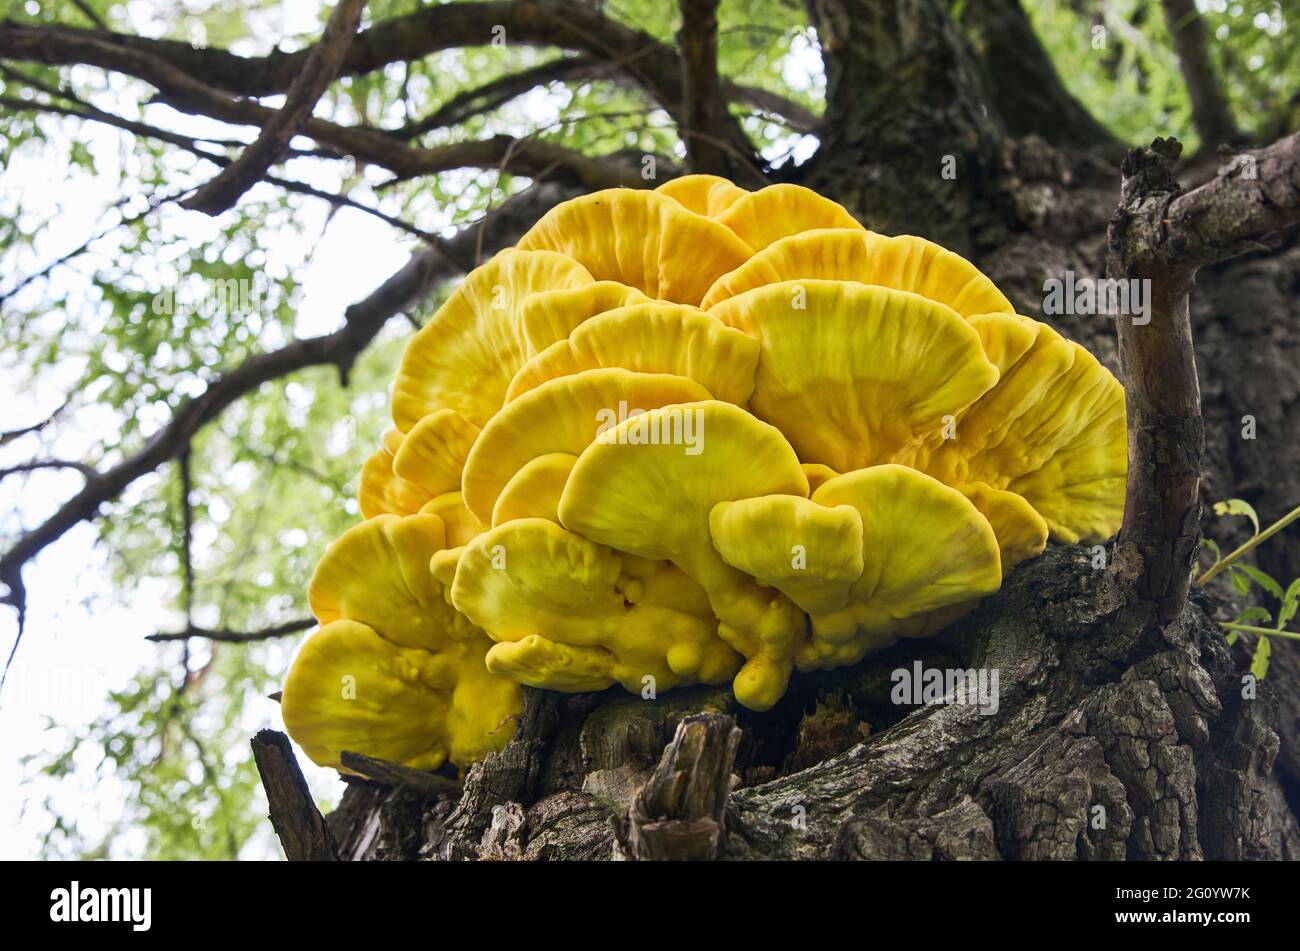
<box><xmin>182</xmin><ymin>0</ymin><xmax>367</xmax><ymax>215</ymax></box>
<box><xmin>0</xmin><ymin>94</ymin><xmax>447</xmax><ymax>243</ymax></box>
<box><xmin>393</xmin><ymin>56</ymin><xmax>818</xmax><ymax>141</ymax></box>
<box><xmin>1106</xmin><ymin>130</ymin><xmax>1300</xmax><ymax>623</ymax></box>
<box><xmin>147</xmin><ymin>617</ymin><xmax>316</xmax><ymax>643</ymax></box>
<box><xmin>0</xmin><ymin>459</ymin><xmax>98</xmax><ymax>480</ymax></box>
<box><xmin>1160</xmin><ymin>0</ymin><xmax>1239</xmax><ymax>149</ymax></box>
<box><xmin>251</xmin><ymin>729</ymin><xmax>338</xmax><ymax>861</ymax></box>
<box><xmin>338</xmin><ymin>751</ymin><xmax>463</xmax><ymax>798</ymax></box>
<box><xmin>0</xmin><ymin>30</ymin><xmax>645</xmax><ymax>189</ymax></box>
<box><xmin>393</xmin><ymin>55</ymin><xmax>605</xmax><ymax>139</ymax></box>
<box><xmin>0</xmin><ymin>1</ymin><xmax>765</xmax><ymax>183</ymax></box>
<box><xmin>677</xmin><ymin>0</ymin><xmax>730</xmax><ymax>175</ymax></box>
<box><xmin>1161</xmin><ymin>129</ymin><xmax>1300</xmax><ymax>269</ymax></box>
<box><xmin>614</xmin><ymin>712</ymin><xmax>740</xmax><ymax>861</ymax></box>
<box><xmin>725</xmin><ymin>81</ymin><xmax>819</xmax><ymax>134</ymax></box>
<box><xmin>962</xmin><ymin>0</ymin><xmax>1117</xmax><ymax>150</ymax></box>
<box><xmin>0</xmin><ymin>397</ymin><xmax>72</xmax><ymax>446</ymax></box>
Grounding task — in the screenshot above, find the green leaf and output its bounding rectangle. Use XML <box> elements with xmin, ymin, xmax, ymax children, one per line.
<box><xmin>1234</xmin><ymin>563</ymin><xmax>1284</xmax><ymax>600</ymax></box>
<box><xmin>1251</xmin><ymin>634</ymin><xmax>1272</xmax><ymax>680</ymax></box>
<box><xmin>1213</xmin><ymin>498</ymin><xmax>1260</xmax><ymax>536</ymax></box>
<box><xmin>1226</xmin><ymin>631</ymin><xmax>1239</xmax><ymax>646</ymax></box>
<box><xmin>1233</xmin><ymin>606</ymin><xmax>1272</xmax><ymax>626</ymax></box>
<box><xmin>1229</xmin><ymin>567</ymin><xmax>1252</xmax><ymax>595</ymax></box>
<box><xmin>1278</xmin><ymin>579</ymin><xmax>1300</xmax><ymax>630</ymax></box>
<box><xmin>1201</xmin><ymin>537</ymin><xmax>1222</xmax><ymax>561</ymax></box>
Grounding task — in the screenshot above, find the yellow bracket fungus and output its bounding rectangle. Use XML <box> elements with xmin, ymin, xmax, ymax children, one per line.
<box><xmin>283</xmin><ymin>513</ymin><xmax>521</xmax><ymax>770</ymax></box>
<box><xmin>283</xmin><ymin>180</ymin><xmax>1128</xmax><ymax>770</ymax></box>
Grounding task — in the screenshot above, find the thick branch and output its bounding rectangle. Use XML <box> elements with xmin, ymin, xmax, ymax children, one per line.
<box><xmin>0</xmin><ymin>2</ymin><xmax>763</xmax><ymax>182</ymax></box>
<box><xmin>677</xmin><ymin>0</ymin><xmax>729</xmax><ymax>176</ymax></box>
<box><xmin>396</xmin><ymin>56</ymin><xmax>817</xmax><ymax>141</ymax></box>
<box><xmin>1161</xmin><ymin>0</ymin><xmax>1238</xmax><ymax>149</ymax></box>
<box><xmin>1163</xmin><ymin>129</ymin><xmax>1300</xmax><ymax>269</ymax></box>
<box><xmin>615</xmin><ymin>712</ymin><xmax>739</xmax><ymax>860</ymax></box>
<box><xmin>182</xmin><ymin>0</ymin><xmax>367</xmax><ymax>214</ymax></box>
<box><xmin>251</xmin><ymin>729</ymin><xmax>338</xmax><ymax>861</ymax></box>
<box><xmin>0</xmin><ymin>31</ymin><xmax>642</xmax><ymax>189</ymax></box>
<box><xmin>1107</xmin><ymin>140</ymin><xmax>1202</xmax><ymax>624</ymax></box>
<box><xmin>802</xmin><ymin>0</ymin><xmax>1002</xmax><ymax>248</ymax></box>
<box><xmin>1106</xmin><ymin>131</ymin><xmax>1300</xmax><ymax>623</ymax></box>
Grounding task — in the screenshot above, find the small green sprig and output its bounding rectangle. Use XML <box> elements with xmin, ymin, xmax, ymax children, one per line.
<box><xmin>1197</xmin><ymin>499</ymin><xmax>1300</xmax><ymax>679</ymax></box>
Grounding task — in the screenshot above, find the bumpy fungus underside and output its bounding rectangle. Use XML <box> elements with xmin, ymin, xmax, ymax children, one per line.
<box><xmin>282</xmin><ymin>176</ymin><xmax>1127</xmax><ymax>770</ymax></box>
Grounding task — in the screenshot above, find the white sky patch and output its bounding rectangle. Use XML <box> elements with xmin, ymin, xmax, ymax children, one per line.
<box><xmin>0</xmin><ymin>100</ymin><xmax>408</xmax><ymax>860</ymax></box>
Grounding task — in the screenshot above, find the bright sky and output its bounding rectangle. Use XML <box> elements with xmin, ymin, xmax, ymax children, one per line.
<box><xmin>0</xmin><ymin>181</ymin><xmax>411</xmax><ymax>861</ymax></box>
<box><xmin>0</xmin><ymin>4</ymin><xmax>821</xmax><ymax>859</ymax></box>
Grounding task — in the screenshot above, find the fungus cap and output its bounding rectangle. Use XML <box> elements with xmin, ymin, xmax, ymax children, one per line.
<box><xmin>491</xmin><ymin>452</ymin><xmax>577</xmax><ymax>526</ymax></box>
<box><xmin>701</xmin><ymin>228</ymin><xmax>1013</xmax><ymax>316</ymax></box>
<box><xmin>798</xmin><ymin>465</ymin><xmax>1003</xmax><ymax>669</ymax></box>
<box><xmin>559</xmin><ymin>400</ymin><xmax>809</xmax><ymax>710</ymax></box>
<box><xmin>709</xmin><ymin>494</ymin><xmax>864</xmax><ymax>613</ymax></box>
<box><xmin>308</xmin><ymin>513</ymin><xmax>475</xmax><ymax>652</ymax></box>
<box><xmin>914</xmin><ymin>320</ymin><xmax>1126</xmax><ymax>543</ymax></box>
<box><xmin>282</xmin><ymin>619</ymin><xmax>521</xmax><ymax>770</ymax></box>
<box><xmin>392</xmin><ymin>409</ymin><xmax>482</xmax><ymax>497</ymax></box>
<box><xmin>518</xmin><ymin>281</ymin><xmax>651</xmax><ymax>356</ymax></box>
<box><xmin>516</xmin><ymin>188</ymin><xmax>753</xmax><ymax>305</ymax></box>
<box><xmin>451</xmin><ymin>518</ymin><xmax>740</xmax><ymax>694</ymax></box>
<box><xmin>359</xmin><ymin>430</ymin><xmax>433</xmax><ymax>518</ymax></box>
<box><xmin>391</xmin><ymin>249</ymin><xmax>593</xmax><ymax>430</ymax></box>
<box><xmin>713</xmin><ymin>184</ymin><xmax>865</xmax><ymax>252</ymax></box>
<box><xmin>709</xmin><ymin>280</ymin><xmax>999</xmax><ymax>472</ymax></box>
<box><xmin>460</xmin><ymin>367</ymin><xmax>712</xmax><ymax>523</ymax></box>
<box><xmin>505</xmin><ymin>302</ymin><xmax>760</xmax><ymax>406</ymax></box>
<box><xmin>656</xmin><ymin>173</ymin><xmax>749</xmax><ymax>217</ymax></box>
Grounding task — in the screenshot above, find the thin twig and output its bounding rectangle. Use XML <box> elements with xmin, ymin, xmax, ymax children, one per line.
<box><xmin>0</xmin><ymin>459</ymin><xmax>98</xmax><ymax>480</ymax></box>
<box><xmin>1197</xmin><ymin>503</ymin><xmax>1300</xmax><ymax>585</ymax></box>
<box><xmin>147</xmin><ymin>618</ymin><xmax>316</xmax><ymax>643</ymax></box>
<box><xmin>0</xmin><ymin>397</ymin><xmax>73</xmax><ymax>446</ymax></box>
<box><xmin>1219</xmin><ymin>623</ymin><xmax>1300</xmax><ymax>643</ymax></box>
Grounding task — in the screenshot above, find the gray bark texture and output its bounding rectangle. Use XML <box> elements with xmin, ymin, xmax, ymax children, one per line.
<box><xmin>264</xmin><ymin>0</ymin><xmax>1300</xmax><ymax>861</ymax></box>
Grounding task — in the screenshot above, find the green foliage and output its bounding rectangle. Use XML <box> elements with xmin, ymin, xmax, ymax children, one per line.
<box><xmin>1201</xmin><ymin>499</ymin><xmax>1300</xmax><ymax>680</ymax></box>
<box><xmin>24</xmin><ymin>643</ymin><xmax>300</xmax><ymax>859</ymax></box>
<box><xmin>1026</xmin><ymin>0</ymin><xmax>1297</xmax><ymax>149</ymax></box>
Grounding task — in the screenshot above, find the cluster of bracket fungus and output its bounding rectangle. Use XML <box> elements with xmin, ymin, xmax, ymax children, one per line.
<box><xmin>281</xmin><ymin>175</ymin><xmax>1128</xmax><ymax>773</ymax></box>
